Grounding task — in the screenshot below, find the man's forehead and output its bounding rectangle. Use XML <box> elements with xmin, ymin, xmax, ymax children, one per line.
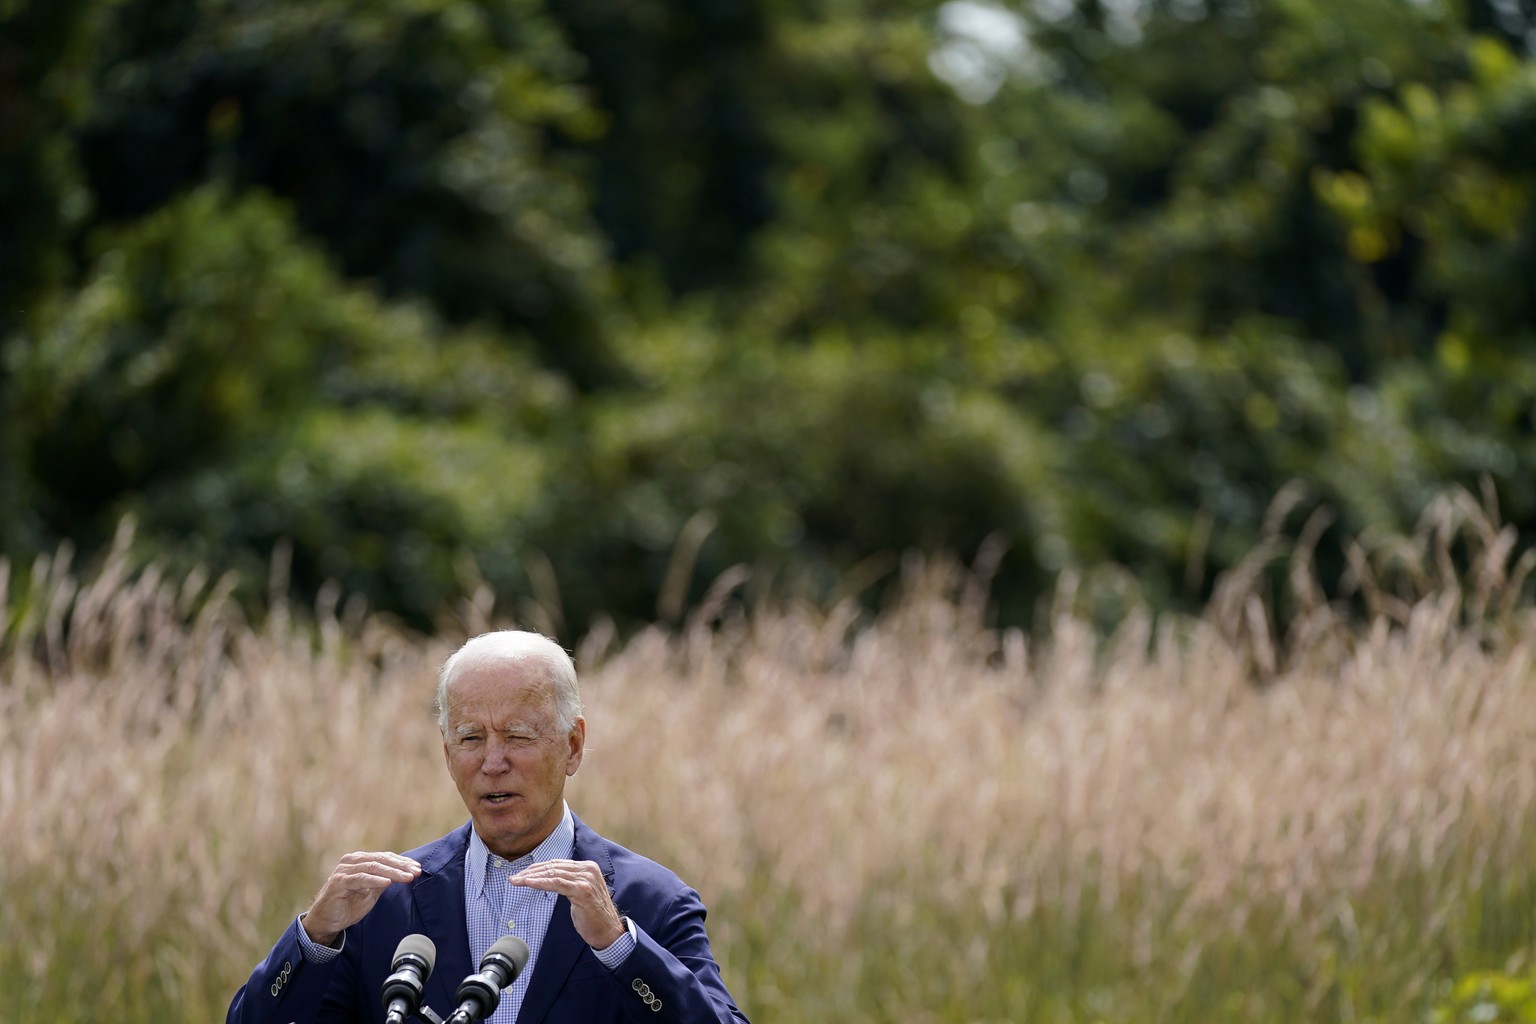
<box><xmin>443</xmin><ymin>659</ymin><xmax>556</xmax><ymax>705</ymax></box>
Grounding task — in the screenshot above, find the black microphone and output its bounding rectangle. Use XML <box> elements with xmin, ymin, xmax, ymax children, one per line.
<box><xmin>381</xmin><ymin>933</ymin><xmax>437</xmax><ymax>1024</ymax></box>
<box><xmin>446</xmin><ymin>935</ymin><xmax>531</xmax><ymax>1024</ymax></box>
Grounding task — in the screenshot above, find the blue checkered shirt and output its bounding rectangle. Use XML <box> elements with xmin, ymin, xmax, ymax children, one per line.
<box><xmin>298</xmin><ymin>803</ymin><xmax>637</xmax><ymax>1021</ymax></box>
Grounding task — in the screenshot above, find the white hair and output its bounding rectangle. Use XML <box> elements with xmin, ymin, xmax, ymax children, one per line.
<box><xmin>436</xmin><ymin>630</ymin><xmax>583</xmax><ymax>735</ymax></box>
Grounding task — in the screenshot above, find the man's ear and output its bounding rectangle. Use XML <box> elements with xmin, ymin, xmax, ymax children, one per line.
<box><xmin>566</xmin><ymin>717</ymin><xmax>587</xmax><ymax>776</ymax></box>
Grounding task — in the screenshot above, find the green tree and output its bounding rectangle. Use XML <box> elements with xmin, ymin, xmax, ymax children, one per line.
<box><xmin>7</xmin><ymin>186</ymin><xmax>571</xmax><ymax>624</ymax></box>
<box><xmin>0</xmin><ymin>0</ymin><xmax>115</xmax><ymax>553</ymax></box>
<box><xmin>75</xmin><ymin>0</ymin><xmax>620</xmax><ymax>386</ymax></box>
<box><xmin>547</xmin><ymin>0</ymin><xmax>777</xmax><ymax>294</ymax></box>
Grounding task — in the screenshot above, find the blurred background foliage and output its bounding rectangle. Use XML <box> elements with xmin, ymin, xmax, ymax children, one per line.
<box><xmin>3</xmin><ymin>0</ymin><xmax>1536</xmax><ymax>634</ymax></box>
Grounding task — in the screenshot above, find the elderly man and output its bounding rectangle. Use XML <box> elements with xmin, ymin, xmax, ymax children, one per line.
<box><xmin>227</xmin><ymin>630</ymin><xmax>750</xmax><ymax>1024</ymax></box>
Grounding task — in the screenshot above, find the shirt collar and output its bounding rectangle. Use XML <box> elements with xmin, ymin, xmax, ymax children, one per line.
<box><xmin>465</xmin><ymin>803</ymin><xmax>575</xmax><ymax>899</ymax></box>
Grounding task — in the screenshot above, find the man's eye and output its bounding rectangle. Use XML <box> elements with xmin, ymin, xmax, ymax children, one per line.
<box><xmin>459</xmin><ymin>735</ymin><xmax>484</xmax><ymax>746</ymax></box>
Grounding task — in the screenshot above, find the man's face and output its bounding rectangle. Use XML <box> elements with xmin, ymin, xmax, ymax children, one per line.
<box><xmin>440</xmin><ymin>656</ymin><xmax>585</xmax><ymax>859</ymax></box>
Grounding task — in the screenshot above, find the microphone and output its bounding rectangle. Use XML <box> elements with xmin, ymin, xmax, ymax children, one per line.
<box><xmin>446</xmin><ymin>935</ymin><xmax>531</xmax><ymax>1024</ymax></box>
<box><xmin>381</xmin><ymin>934</ymin><xmax>437</xmax><ymax>1024</ymax></box>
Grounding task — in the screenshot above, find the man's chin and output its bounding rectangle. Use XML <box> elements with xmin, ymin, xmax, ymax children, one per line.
<box><xmin>474</xmin><ymin>809</ymin><xmax>556</xmax><ymax>858</ymax></box>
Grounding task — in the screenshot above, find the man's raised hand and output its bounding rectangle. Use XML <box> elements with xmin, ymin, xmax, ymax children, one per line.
<box><xmin>302</xmin><ymin>852</ymin><xmax>422</xmax><ymax>947</ymax></box>
<box><xmin>508</xmin><ymin>860</ymin><xmax>625</xmax><ymax>950</ymax></box>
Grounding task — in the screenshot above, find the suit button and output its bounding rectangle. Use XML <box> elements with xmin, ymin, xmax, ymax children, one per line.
<box><xmin>632</xmin><ymin>978</ymin><xmax>644</xmax><ymax>993</ymax></box>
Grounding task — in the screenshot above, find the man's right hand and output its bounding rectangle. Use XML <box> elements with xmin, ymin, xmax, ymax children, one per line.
<box><xmin>301</xmin><ymin>851</ymin><xmax>423</xmax><ymax>947</ymax></box>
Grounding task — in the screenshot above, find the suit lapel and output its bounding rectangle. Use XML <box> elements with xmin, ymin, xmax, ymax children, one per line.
<box><xmin>412</xmin><ymin>824</ymin><xmax>473</xmax><ymax>1018</ymax></box>
<box><xmin>514</xmin><ymin>816</ymin><xmax>616</xmax><ymax>1024</ymax></box>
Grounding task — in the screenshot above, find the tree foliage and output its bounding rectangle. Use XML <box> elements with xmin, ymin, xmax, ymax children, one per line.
<box><xmin>3</xmin><ymin>0</ymin><xmax>1535</xmax><ymax>633</ymax></box>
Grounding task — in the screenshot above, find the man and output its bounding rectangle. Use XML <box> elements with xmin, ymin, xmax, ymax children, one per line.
<box><xmin>227</xmin><ymin>630</ymin><xmax>750</xmax><ymax>1024</ymax></box>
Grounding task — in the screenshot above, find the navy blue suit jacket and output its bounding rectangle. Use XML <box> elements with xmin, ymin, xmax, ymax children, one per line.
<box><xmin>227</xmin><ymin>816</ymin><xmax>750</xmax><ymax>1024</ymax></box>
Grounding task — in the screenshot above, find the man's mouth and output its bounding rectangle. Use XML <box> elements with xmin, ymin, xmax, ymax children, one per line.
<box><xmin>485</xmin><ymin>792</ymin><xmax>513</xmax><ymax>804</ymax></box>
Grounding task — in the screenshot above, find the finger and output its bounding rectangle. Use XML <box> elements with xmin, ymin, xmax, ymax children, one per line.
<box><xmin>340</xmin><ymin>863</ymin><xmax>419</xmax><ymax>886</ymax></box>
<box><xmin>507</xmin><ymin>862</ymin><xmax>597</xmax><ymax>889</ymax></box>
<box><xmin>340</xmin><ymin>849</ymin><xmax>420</xmax><ymax>866</ymax></box>
<box><xmin>330</xmin><ymin>870</ymin><xmax>409</xmax><ymax>893</ymax></box>
<box><xmin>335</xmin><ymin>854</ymin><xmax>421</xmax><ymax>884</ymax></box>
<box><xmin>509</xmin><ymin>865</ymin><xmax>612</xmax><ymax>907</ymax></box>
<box><xmin>339</xmin><ymin>851</ymin><xmax>422</xmax><ymax>874</ymax></box>
<box><xmin>508</xmin><ymin>858</ymin><xmax>598</xmax><ymax>878</ymax></box>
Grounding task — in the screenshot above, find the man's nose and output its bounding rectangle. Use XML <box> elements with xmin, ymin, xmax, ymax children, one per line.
<box><xmin>480</xmin><ymin>736</ymin><xmax>513</xmax><ymax>773</ymax></box>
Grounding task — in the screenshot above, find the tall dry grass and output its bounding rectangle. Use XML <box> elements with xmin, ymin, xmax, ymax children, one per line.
<box><xmin>3</xmin><ymin>491</ymin><xmax>1536</xmax><ymax>1023</ymax></box>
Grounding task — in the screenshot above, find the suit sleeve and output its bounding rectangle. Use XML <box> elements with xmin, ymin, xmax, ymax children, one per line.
<box><xmin>226</xmin><ymin>918</ymin><xmax>365</xmax><ymax>1024</ymax></box>
<box><xmin>610</xmin><ymin>886</ymin><xmax>750</xmax><ymax>1024</ymax></box>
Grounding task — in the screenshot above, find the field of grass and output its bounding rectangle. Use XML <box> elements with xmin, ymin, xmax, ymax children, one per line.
<box><xmin>3</xmin><ymin>492</ymin><xmax>1536</xmax><ymax>1023</ymax></box>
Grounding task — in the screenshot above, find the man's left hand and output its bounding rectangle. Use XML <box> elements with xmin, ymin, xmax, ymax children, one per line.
<box><xmin>509</xmin><ymin>860</ymin><xmax>626</xmax><ymax>950</ymax></box>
